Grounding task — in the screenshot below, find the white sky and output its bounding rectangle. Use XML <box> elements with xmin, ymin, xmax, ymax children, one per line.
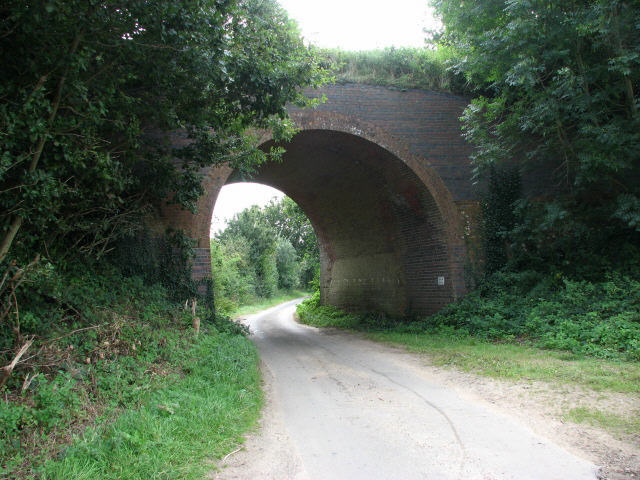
<box><xmin>278</xmin><ymin>0</ymin><xmax>440</xmax><ymax>51</ymax></box>
<box><xmin>211</xmin><ymin>1</ymin><xmax>439</xmax><ymax>236</ymax></box>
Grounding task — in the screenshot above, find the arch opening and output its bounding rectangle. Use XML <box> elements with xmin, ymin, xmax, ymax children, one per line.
<box><xmin>220</xmin><ymin>129</ymin><xmax>460</xmax><ymax>317</ymax></box>
<box><xmin>210</xmin><ymin>182</ymin><xmax>285</xmax><ymax>236</ymax></box>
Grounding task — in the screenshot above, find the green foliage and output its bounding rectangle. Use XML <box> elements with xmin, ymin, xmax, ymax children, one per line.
<box><xmin>428</xmin><ymin>271</ymin><xmax>640</xmax><ymax>361</ymax></box>
<box><xmin>263</xmin><ymin>197</ymin><xmax>317</xmax><ymax>258</ymax></box>
<box><xmin>109</xmin><ymin>229</ymin><xmax>198</xmax><ymax>302</ymax></box>
<box><xmin>435</xmin><ymin>2</ymin><xmax>639</xmax><ymax>191</ymax></box>
<box><xmin>296</xmin><ymin>292</ymin><xmax>396</xmax><ymax>331</ymax></box>
<box><xmin>0</xmin><ymin>4</ymin><xmax>325</xmax><ymax>472</ymax></box>
<box><xmin>613</xmin><ymin>193</ymin><xmax>640</xmax><ymax>233</ymax></box>
<box><xmin>432</xmin><ymin>0</ymin><xmax>640</xmax><ymax>276</ymax></box>
<box><xmin>0</xmin><ymin>0</ymin><xmax>329</xmax><ymax>264</ymax></box>
<box><xmin>31</xmin><ymin>373</ymin><xmax>82</xmax><ymax>431</ymax></box>
<box><xmin>506</xmin><ymin>199</ymin><xmax>640</xmax><ymax>278</ymax></box>
<box><xmin>482</xmin><ymin>165</ymin><xmax>522</xmax><ymax>273</ymax></box>
<box><xmin>212</xmin><ymin>195</ymin><xmax>319</xmax><ymax>312</ymax></box>
<box><xmin>257</xmin><ymin>249</ymin><xmax>278</xmax><ymax>298</ymax></box>
<box><xmin>434</xmin><ymin>0</ymin><xmax>640</xmax><ymax>182</ymax></box>
<box><xmin>319</xmin><ymin>46</ymin><xmax>469</xmax><ymax>94</ymax></box>
<box><xmin>39</xmin><ymin>327</ymin><xmax>260</xmax><ymax>480</ymax></box>
<box><xmin>263</xmin><ymin>196</ymin><xmax>319</xmax><ymax>287</ymax></box>
<box><xmin>275</xmin><ymin>238</ymin><xmax>300</xmax><ymax>290</ymax></box>
<box><xmin>0</xmin><ymin>373</ymin><xmax>81</xmax><ymax>463</ymax></box>
<box><xmin>210</xmin><ymin>235</ymin><xmax>257</xmax><ymax>313</ymax></box>
<box><xmin>297</xmin><ymin>271</ymin><xmax>640</xmax><ymax>362</ymax></box>
<box><xmin>0</xmin><ymin>256</ymin><xmax>259</xmax><ymax>478</ymax></box>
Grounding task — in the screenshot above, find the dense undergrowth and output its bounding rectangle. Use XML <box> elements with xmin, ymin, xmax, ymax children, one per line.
<box><xmin>0</xmin><ymin>261</ymin><xmax>260</xmax><ymax>479</ymax></box>
<box><xmin>297</xmin><ymin>270</ymin><xmax>640</xmax><ymax>362</ymax></box>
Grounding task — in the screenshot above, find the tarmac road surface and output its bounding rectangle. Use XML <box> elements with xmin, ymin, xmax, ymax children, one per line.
<box><xmin>212</xmin><ymin>299</ymin><xmax>598</xmax><ymax>480</ymax></box>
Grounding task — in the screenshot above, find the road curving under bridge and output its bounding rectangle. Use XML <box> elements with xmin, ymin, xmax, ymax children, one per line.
<box><xmin>211</xmin><ymin>299</ymin><xmax>599</xmax><ymax>480</ymax></box>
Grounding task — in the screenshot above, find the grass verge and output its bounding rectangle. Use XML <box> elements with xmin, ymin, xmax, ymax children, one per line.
<box><xmin>365</xmin><ymin>331</ymin><xmax>640</xmax><ymax>393</ymax></box>
<box><xmin>296</xmin><ymin>296</ymin><xmax>640</xmax><ymax>438</ymax></box>
<box><xmin>565</xmin><ymin>407</ymin><xmax>640</xmax><ymax>437</ymax></box>
<box><xmin>39</xmin><ymin>329</ymin><xmax>261</xmax><ymax>480</ymax></box>
<box><xmin>0</xmin><ymin>263</ymin><xmax>263</xmax><ymax>479</ymax></box>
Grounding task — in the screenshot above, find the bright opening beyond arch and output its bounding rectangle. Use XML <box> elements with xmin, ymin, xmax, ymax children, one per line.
<box><xmin>210</xmin><ymin>183</ymin><xmax>285</xmax><ymax>236</ymax></box>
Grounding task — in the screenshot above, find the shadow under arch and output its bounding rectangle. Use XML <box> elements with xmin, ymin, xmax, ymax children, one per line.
<box><xmin>173</xmin><ymin>111</ymin><xmax>467</xmax><ymax>316</ymax></box>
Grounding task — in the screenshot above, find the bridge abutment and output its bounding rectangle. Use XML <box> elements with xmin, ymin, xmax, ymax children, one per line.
<box><xmin>159</xmin><ymin>84</ymin><xmax>481</xmax><ymax>317</ymax></box>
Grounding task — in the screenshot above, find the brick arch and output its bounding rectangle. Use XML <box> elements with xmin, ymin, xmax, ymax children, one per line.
<box><xmin>256</xmin><ymin>110</ymin><xmax>467</xmax><ymax>304</ymax></box>
<box><xmin>162</xmin><ymin>109</ymin><xmax>467</xmax><ymax>317</ymax></box>
<box><xmin>159</xmin><ymin>85</ymin><xmax>474</xmax><ymax>316</ymax></box>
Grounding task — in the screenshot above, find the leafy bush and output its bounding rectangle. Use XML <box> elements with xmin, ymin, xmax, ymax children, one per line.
<box><xmin>297</xmin><ymin>271</ymin><xmax>640</xmax><ymax>361</ymax></box>
<box><xmin>257</xmin><ymin>250</ymin><xmax>278</xmax><ymax>298</ymax></box>
<box><xmin>275</xmin><ymin>238</ymin><xmax>299</xmax><ymax>290</ymax></box>
<box><xmin>109</xmin><ymin>229</ymin><xmax>199</xmax><ymax>302</ymax></box>
<box><xmin>428</xmin><ymin>272</ymin><xmax>640</xmax><ymax>361</ymax></box>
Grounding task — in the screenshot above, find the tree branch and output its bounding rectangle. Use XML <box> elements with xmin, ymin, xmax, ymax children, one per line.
<box><xmin>0</xmin><ymin>33</ymin><xmax>83</xmax><ymax>263</ymax></box>
<box><xmin>0</xmin><ymin>338</ymin><xmax>33</xmax><ymax>389</ymax></box>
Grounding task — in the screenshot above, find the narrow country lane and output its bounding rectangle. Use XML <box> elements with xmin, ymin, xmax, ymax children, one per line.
<box><xmin>212</xmin><ymin>299</ymin><xmax>598</xmax><ymax>480</ymax></box>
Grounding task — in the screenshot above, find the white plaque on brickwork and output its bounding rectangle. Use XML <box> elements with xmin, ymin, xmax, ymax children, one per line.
<box><xmin>437</xmin><ymin>276</ymin><xmax>445</xmax><ymax>286</ymax></box>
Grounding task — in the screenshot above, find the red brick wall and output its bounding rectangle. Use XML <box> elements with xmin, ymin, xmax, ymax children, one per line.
<box><xmin>160</xmin><ymin>84</ymin><xmax>482</xmax><ymax>317</ymax></box>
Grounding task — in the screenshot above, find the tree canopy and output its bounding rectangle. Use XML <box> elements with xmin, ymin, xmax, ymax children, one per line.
<box><xmin>432</xmin><ymin>0</ymin><xmax>639</xmax><ymax>194</ymax></box>
<box><xmin>432</xmin><ymin>0</ymin><xmax>640</xmax><ymax>273</ymax></box>
<box><xmin>0</xmin><ymin>0</ymin><xmax>328</xmax><ymax>264</ymax></box>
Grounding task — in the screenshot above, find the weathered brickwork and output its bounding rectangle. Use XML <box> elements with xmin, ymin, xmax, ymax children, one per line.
<box><xmin>159</xmin><ymin>84</ymin><xmax>484</xmax><ymax>317</ymax></box>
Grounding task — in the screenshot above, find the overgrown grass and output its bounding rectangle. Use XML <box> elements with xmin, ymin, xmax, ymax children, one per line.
<box><xmin>319</xmin><ymin>46</ymin><xmax>469</xmax><ymax>94</ymax></box>
<box><xmin>366</xmin><ymin>331</ymin><xmax>640</xmax><ymax>393</ymax></box>
<box><xmin>0</xmin><ymin>263</ymin><xmax>262</xmax><ymax>479</ymax></box>
<box><xmin>232</xmin><ymin>290</ymin><xmax>309</xmax><ymax>317</ymax></box>
<box><xmin>40</xmin><ymin>331</ymin><xmax>261</xmax><ymax>480</ymax></box>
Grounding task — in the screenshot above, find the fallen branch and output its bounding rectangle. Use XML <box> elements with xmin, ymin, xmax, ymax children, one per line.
<box><xmin>19</xmin><ymin>323</ymin><xmax>106</xmax><ymax>366</ymax></box>
<box><xmin>0</xmin><ymin>338</ymin><xmax>33</xmax><ymax>389</ymax></box>
<box><xmin>221</xmin><ymin>447</ymin><xmax>243</xmax><ymax>463</ymax></box>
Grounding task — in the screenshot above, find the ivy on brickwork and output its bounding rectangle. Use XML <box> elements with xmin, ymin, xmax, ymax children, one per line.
<box><xmin>481</xmin><ymin>165</ymin><xmax>521</xmax><ymax>275</ymax></box>
<box><xmin>108</xmin><ymin>229</ymin><xmax>198</xmax><ymax>303</ymax></box>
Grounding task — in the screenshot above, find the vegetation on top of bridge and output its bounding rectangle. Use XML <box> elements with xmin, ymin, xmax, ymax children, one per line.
<box><xmin>319</xmin><ymin>46</ymin><xmax>471</xmax><ymax>95</ymax></box>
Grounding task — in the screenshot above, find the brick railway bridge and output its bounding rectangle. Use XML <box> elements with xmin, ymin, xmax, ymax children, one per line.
<box><xmin>160</xmin><ymin>83</ymin><xmax>486</xmax><ymax>317</ymax></box>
